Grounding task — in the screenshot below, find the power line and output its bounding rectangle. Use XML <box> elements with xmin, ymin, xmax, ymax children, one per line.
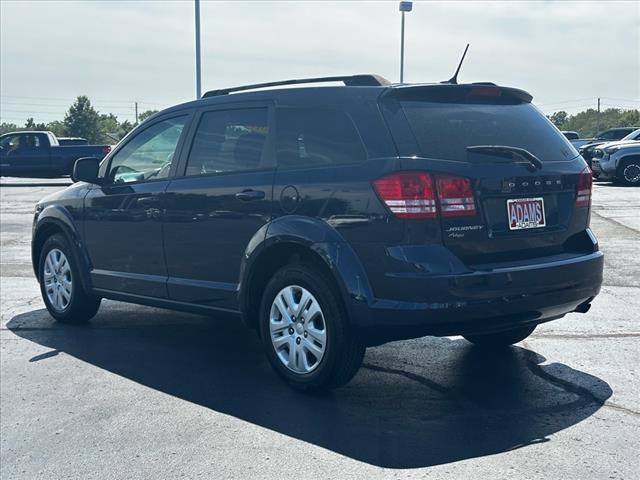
<box><xmin>537</xmin><ymin>98</ymin><xmax>596</xmax><ymax>107</ymax></box>
<box><xmin>1</xmin><ymin>109</ymin><xmax>136</xmax><ymax>116</ymax></box>
<box><xmin>0</xmin><ymin>95</ymin><xmax>165</xmax><ymax>106</ymax></box>
<box><xmin>600</xmin><ymin>97</ymin><xmax>640</xmax><ymax>103</ymax></box>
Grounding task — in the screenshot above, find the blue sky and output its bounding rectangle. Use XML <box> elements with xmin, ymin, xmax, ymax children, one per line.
<box><xmin>1</xmin><ymin>0</ymin><xmax>638</xmax><ymax>125</ymax></box>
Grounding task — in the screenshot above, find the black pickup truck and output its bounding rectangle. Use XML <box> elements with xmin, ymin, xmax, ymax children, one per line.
<box><xmin>0</xmin><ymin>131</ymin><xmax>111</xmax><ymax>178</ymax></box>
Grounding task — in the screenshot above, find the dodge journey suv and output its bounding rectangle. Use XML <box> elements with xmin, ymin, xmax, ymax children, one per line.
<box><xmin>32</xmin><ymin>75</ymin><xmax>604</xmax><ymax>391</ymax></box>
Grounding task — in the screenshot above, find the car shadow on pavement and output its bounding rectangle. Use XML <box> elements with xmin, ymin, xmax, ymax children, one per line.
<box><xmin>7</xmin><ymin>306</ymin><xmax>612</xmax><ymax>469</ymax></box>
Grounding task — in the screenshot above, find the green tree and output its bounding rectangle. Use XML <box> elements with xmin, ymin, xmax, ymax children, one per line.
<box><xmin>98</xmin><ymin>113</ymin><xmax>122</xmax><ymax>143</ymax></box>
<box><xmin>548</xmin><ymin>111</ymin><xmax>568</xmax><ymax>129</ymax></box>
<box><xmin>25</xmin><ymin>117</ymin><xmax>47</xmax><ymax>130</ymax></box>
<box><xmin>63</xmin><ymin>95</ymin><xmax>101</xmax><ymax>143</ymax></box>
<box><xmin>120</xmin><ymin>120</ymin><xmax>135</xmax><ymax>137</ymax></box>
<box><xmin>548</xmin><ymin>108</ymin><xmax>639</xmax><ymax>138</ymax></box>
<box><xmin>0</xmin><ymin>122</ymin><xmax>19</xmax><ymax>135</ymax></box>
<box><xmin>138</xmin><ymin>110</ymin><xmax>158</xmax><ymax>123</ymax></box>
<box><xmin>46</xmin><ymin>120</ymin><xmax>66</xmax><ymax>137</ymax></box>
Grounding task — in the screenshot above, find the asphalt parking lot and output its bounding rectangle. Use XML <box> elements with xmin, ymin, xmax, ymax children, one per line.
<box><xmin>1</xmin><ymin>177</ymin><xmax>638</xmax><ymax>479</ymax></box>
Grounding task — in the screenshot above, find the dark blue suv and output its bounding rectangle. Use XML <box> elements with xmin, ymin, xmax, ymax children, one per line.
<box><xmin>32</xmin><ymin>75</ymin><xmax>603</xmax><ymax>391</ymax></box>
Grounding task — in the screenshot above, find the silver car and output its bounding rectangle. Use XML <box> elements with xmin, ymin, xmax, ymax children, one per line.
<box><xmin>591</xmin><ymin>129</ymin><xmax>640</xmax><ymax>185</ymax></box>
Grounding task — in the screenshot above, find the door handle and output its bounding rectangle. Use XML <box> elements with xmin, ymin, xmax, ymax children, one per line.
<box><xmin>235</xmin><ymin>189</ymin><xmax>265</xmax><ymax>201</ymax></box>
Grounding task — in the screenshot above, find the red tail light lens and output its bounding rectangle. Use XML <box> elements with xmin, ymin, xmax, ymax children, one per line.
<box><xmin>102</xmin><ymin>146</ymin><xmax>112</xmax><ymax>155</ymax></box>
<box><xmin>373</xmin><ymin>172</ymin><xmax>477</xmax><ymax>219</ymax></box>
<box><xmin>436</xmin><ymin>175</ymin><xmax>477</xmax><ymax>217</ymax></box>
<box><xmin>576</xmin><ymin>167</ymin><xmax>592</xmax><ymax>207</ymax></box>
<box><xmin>373</xmin><ymin>172</ymin><xmax>437</xmax><ymax>219</ymax></box>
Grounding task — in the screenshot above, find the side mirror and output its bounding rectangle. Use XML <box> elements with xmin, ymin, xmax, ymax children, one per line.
<box><xmin>72</xmin><ymin>157</ymin><xmax>101</xmax><ymax>184</ymax></box>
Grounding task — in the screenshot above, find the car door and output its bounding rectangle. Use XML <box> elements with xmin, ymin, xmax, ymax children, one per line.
<box><xmin>83</xmin><ymin>112</ymin><xmax>193</xmax><ymax>298</ymax></box>
<box><xmin>0</xmin><ymin>133</ymin><xmax>49</xmax><ymax>176</ymax></box>
<box><xmin>162</xmin><ymin>103</ymin><xmax>275</xmax><ymax>309</ymax></box>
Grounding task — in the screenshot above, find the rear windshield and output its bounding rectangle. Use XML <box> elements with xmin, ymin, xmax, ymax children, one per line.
<box><xmin>400</xmin><ymin>101</ymin><xmax>579</xmax><ymax>162</ymax></box>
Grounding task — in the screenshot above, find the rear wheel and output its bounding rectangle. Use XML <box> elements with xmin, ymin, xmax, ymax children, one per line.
<box><xmin>39</xmin><ymin>234</ymin><xmax>101</xmax><ymax>324</ymax></box>
<box><xmin>259</xmin><ymin>263</ymin><xmax>365</xmax><ymax>392</ymax></box>
<box><xmin>616</xmin><ymin>158</ymin><xmax>640</xmax><ymax>186</ymax></box>
<box><xmin>463</xmin><ymin>325</ymin><xmax>536</xmax><ymax>347</ymax></box>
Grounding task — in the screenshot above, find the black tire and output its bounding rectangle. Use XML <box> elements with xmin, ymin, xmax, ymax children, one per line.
<box><xmin>463</xmin><ymin>325</ymin><xmax>536</xmax><ymax>347</ymax></box>
<box><xmin>38</xmin><ymin>234</ymin><xmax>101</xmax><ymax>324</ymax></box>
<box><xmin>616</xmin><ymin>158</ymin><xmax>640</xmax><ymax>186</ymax></box>
<box><xmin>259</xmin><ymin>263</ymin><xmax>365</xmax><ymax>392</ymax></box>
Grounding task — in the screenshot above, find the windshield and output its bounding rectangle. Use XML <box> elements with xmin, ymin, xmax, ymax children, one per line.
<box><xmin>400</xmin><ymin>101</ymin><xmax>578</xmax><ymax>162</ymax></box>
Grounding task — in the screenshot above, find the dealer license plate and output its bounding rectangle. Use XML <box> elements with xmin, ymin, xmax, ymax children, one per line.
<box><xmin>507</xmin><ymin>197</ymin><xmax>546</xmax><ymax>230</ymax></box>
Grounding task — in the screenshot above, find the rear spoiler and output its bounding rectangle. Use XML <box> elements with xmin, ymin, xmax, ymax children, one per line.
<box><xmin>387</xmin><ymin>83</ymin><xmax>533</xmax><ymax>104</ymax></box>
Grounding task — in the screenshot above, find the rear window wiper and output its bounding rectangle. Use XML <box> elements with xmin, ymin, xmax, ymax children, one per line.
<box><xmin>466</xmin><ymin>145</ymin><xmax>543</xmax><ymax>171</ymax></box>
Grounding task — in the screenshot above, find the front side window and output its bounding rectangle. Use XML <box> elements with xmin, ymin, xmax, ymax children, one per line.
<box><xmin>597</xmin><ymin>130</ymin><xmax>619</xmax><ymax>140</ymax></box>
<box><xmin>185</xmin><ymin>108</ymin><xmax>268</xmax><ymax>176</ymax></box>
<box><xmin>276</xmin><ymin>107</ymin><xmax>366</xmax><ymax>168</ymax></box>
<box><xmin>1</xmin><ymin>134</ymin><xmax>40</xmax><ymax>151</ymax></box>
<box><xmin>108</xmin><ymin>116</ymin><xmax>187</xmax><ymax>184</ymax></box>
<box><xmin>0</xmin><ymin>134</ymin><xmax>21</xmax><ymax>151</ymax></box>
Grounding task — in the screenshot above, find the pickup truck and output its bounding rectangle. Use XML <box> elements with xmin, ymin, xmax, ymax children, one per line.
<box><xmin>0</xmin><ymin>131</ymin><xmax>111</xmax><ymax>178</ymax></box>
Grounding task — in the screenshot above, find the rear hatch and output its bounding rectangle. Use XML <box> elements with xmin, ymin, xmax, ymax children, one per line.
<box><xmin>379</xmin><ymin>84</ymin><xmax>592</xmax><ymax>267</ymax></box>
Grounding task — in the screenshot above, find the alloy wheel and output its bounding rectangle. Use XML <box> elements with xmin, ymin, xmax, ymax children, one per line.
<box><xmin>623</xmin><ymin>163</ymin><xmax>640</xmax><ymax>184</ymax></box>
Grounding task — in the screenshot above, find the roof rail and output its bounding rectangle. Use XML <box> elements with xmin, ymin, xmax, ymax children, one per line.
<box><xmin>202</xmin><ymin>74</ymin><xmax>391</xmax><ymax>98</ymax></box>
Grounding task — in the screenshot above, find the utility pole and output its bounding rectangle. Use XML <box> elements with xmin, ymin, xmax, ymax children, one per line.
<box><xmin>195</xmin><ymin>0</ymin><xmax>202</xmax><ymax>99</ymax></box>
<box><xmin>597</xmin><ymin>97</ymin><xmax>601</xmax><ymax>134</ymax></box>
<box><xmin>399</xmin><ymin>1</ymin><xmax>413</xmax><ymax>84</ymax></box>
<box><xmin>135</xmin><ymin>101</ymin><xmax>139</xmax><ymax>125</ymax></box>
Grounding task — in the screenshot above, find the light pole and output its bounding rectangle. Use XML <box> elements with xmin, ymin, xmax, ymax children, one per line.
<box><xmin>399</xmin><ymin>1</ymin><xmax>413</xmax><ymax>84</ymax></box>
<box><xmin>195</xmin><ymin>0</ymin><xmax>202</xmax><ymax>99</ymax></box>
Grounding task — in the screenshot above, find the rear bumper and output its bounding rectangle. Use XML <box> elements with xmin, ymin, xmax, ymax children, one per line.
<box><xmin>353</xmin><ymin>250</ymin><xmax>603</xmax><ymax>344</ymax></box>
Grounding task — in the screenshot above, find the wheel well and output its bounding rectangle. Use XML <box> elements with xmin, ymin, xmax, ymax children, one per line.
<box><xmin>32</xmin><ymin>223</ymin><xmax>65</xmax><ymax>281</ymax></box>
<box><xmin>619</xmin><ymin>155</ymin><xmax>640</xmax><ymax>166</ymax></box>
<box><xmin>243</xmin><ymin>242</ymin><xmax>336</xmax><ymax>330</ymax></box>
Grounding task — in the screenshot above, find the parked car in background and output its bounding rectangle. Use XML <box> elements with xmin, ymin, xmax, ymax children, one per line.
<box><xmin>562</xmin><ymin>131</ymin><xmax>579</xmax><ymax>140</ymax></box>
<box><xmin>57</xmin><ymin>137</ymin><xmax>88</xmax><ymax>146</ymax></box>
<box><xmin>570</xmin><ymin>138</ymin><xmax>595</xmax><ymax>149</ymax></box>
<box><xmin>31</xmin><ymin>75</ymin><xmax>603</xmax><ymax>391</ymax></box>
<box><xmin>0</xmin><ymin>131</ymin><xmax>111</xmax><ymax>177</ymax></box>
<box><xmin>579</xmin><ymin>127</ymin><xmax>640</xmax><ymax>166</ymax></box>
<box><xmin>591</xmin><ymin>131</ymin><xmax>640</xmax><ymax>185</ymax></box>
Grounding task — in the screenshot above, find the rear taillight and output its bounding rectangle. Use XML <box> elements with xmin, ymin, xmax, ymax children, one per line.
<box><xmin>576</xmin><ymin>167</ymin><xmax>592</xmax><ymax>207</ymax></box>
<box><xmin>102</xmin><ymin>146</ymin><xmax>112</xmax><ymax>155</ymax></box>
<box><xmin>372</xmin><ymin>172</ymin><xmax>437</xmax><ymax>219</ymax></box>
<box><xmin>373</xmin><ymin>172</ymin><xmax>476</xmax><ymax>219</ymax></box>
<box><xmin>436</xmin><ymin>175</ymin><xmax>477</xmax><ymax>217</ymax></box>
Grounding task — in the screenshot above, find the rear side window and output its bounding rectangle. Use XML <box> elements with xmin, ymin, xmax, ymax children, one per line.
<box><xmin>276</xmin><ymin>107</ymin><xmax>366</xmax><ymax>168</ymax></box>
<box><xmin>400</xmin><ymin>101</ymin><xmax>578</xmax><ymax>162</ymax></box>
<box><xmin>185</xmin><ymin>108</ymin><xmax>268</xmax><ymax>176</ymax></box>
<box><xmin>597</xmin><ymin>129</ymin><xmax>629</xmax><ymax>140</ymax></box>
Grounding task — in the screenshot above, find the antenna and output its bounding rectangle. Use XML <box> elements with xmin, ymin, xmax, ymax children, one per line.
<box><xmin>442</xmin><ymin>43</ymin><xmax>470</xmax><ymax>84</ymax></box>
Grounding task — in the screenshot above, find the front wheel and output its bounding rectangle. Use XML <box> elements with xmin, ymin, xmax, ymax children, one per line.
<box><xmin>616</xmin><ymin>158</ymin><xmax>640</xmax><ymax>186</ymax></box>
<box><xmin>463</xmin><ymin>325</ymin><xmax>536</xmax><ymax>347</ymax></box>
<box><xmin>38</xmin><ymin>234</ymin><xmax>101</xmax><ymax>324</ymax></box>
<box><xmin>259</xmin><ymin>263</ymin><xmax>365</xmax><ymax>392</ymax></box>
